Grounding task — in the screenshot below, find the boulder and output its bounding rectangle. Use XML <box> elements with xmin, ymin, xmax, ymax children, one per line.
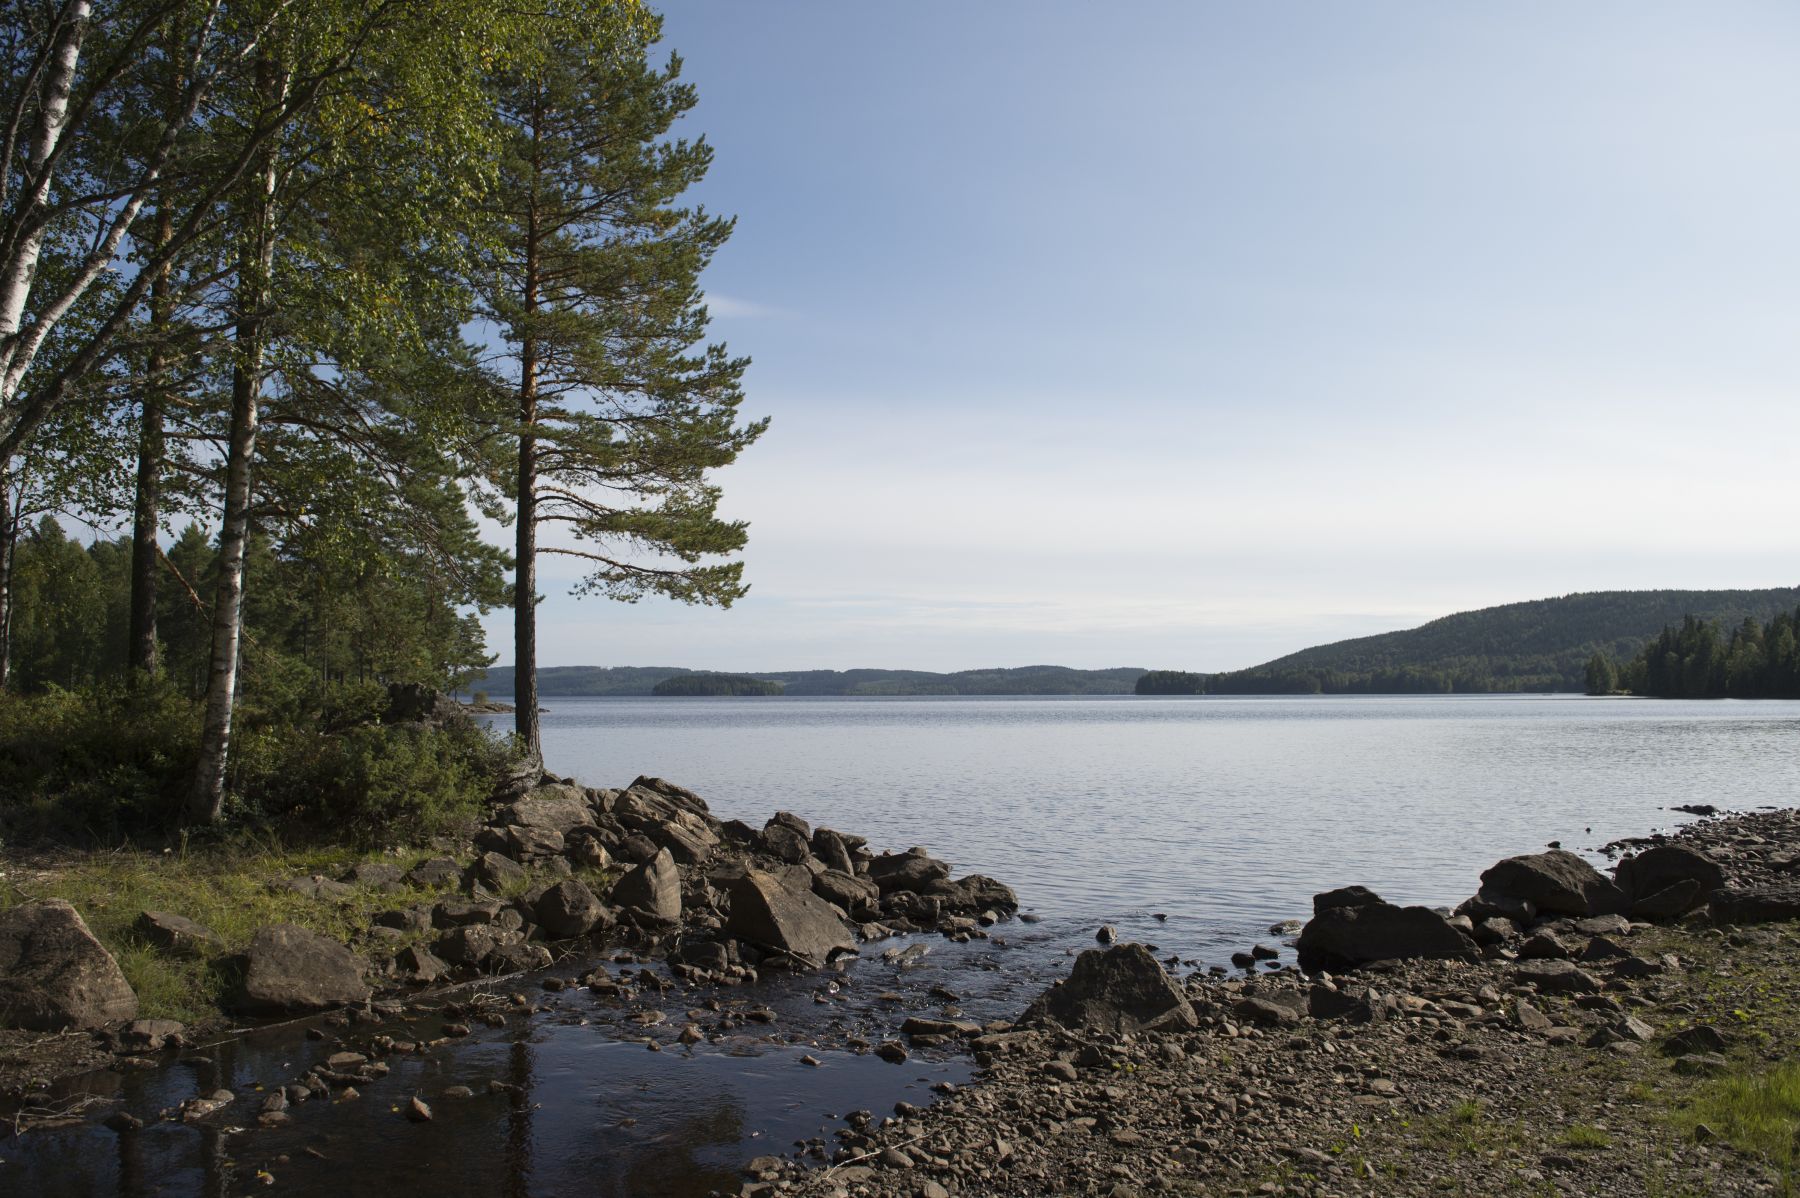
<box><xmin>390</xmin><ymin>945</ymin><xmax>450</xmax><ymax>985</ymax></box>
<box><xmin>724</xmin><ymin>869</ymin><xmax>856</xmax><ymax>968</ymax></box>
<box><xmin>492</xmin><ymin>747</ymin><xmax>544</xmax><ymax>804</ymax></box>
<box><xmin>1616</xmin><ymin>845</ymin><xmax>1723</xmax><ymax>914</ymax></box>
<box><xmin>925</xmin><ymin>874</ymin><xmax>1020</xmax><ymax>914</ymax></box>
<box><xmin>279</xmin><ymin>875</ymin><xmax>355</xmax><ymax>901</ymax></box>
<box><xmin>502</xmin><ymin>785</ymin><xmax>597</xmax><ymax>835</ymax></box>
<box><xmin>134</xmin><ymin>910</ymin><xmax>220</xmax><ymax>957</ymax></box>
<box><xmin>1661</xmin><ymin>1024</ymin><xmax>1729</xmax><ymax>1057</ymax></box>
<box><xmin>434</xmin><ymin>925</ymin><xmax>502</xmax><ymax>968</ymax></box>
<box><xmin>465</xmin><ymin>851</ymin><xmax>526</xmax><ymax>892</ymax></box>
<box><xmin>614</xmin><ymin>833</ymin><xmax>659</xmax><ymax>865</ymax></box>
<box><xmin>1515</xmin><ymin>959</ymin><xmax>1602</xmax><ymax>995</ymax></box>
<box><xmin>1295</xmin><ymin>898</ymin><xmax>1478</xmax><ymax>974</ymax></box>
<box><xmin>867</xmin><ymin>848</ymin><xmax>951</xmax><ymax>895</ymax></box>
<box><xmin>611</xmin><ymin>848</ymin><xmax>682</xmax><ymax>923</ymax></box>
<box><xmin>405</xmin><ymin>857</ymin><xmax>463</xmax><ymax>888</ymax></box>
<box><xmin>758</xmin><ymin>822</ymin><xmax>812</xmax><ymax>864</ymax></box>
<box><xmin>1020</xmin><ymin>943</ymin><xmax>1198</xmax><ymax>1035</ymax></box>
<box><xmin>116</xmin><ymin>1018</ymin><xmax>186</xmax><ymax>1052</ymax></box>
<box><xmin>1633</xmin><ymin>880</ymin><xmax>1703</xmax><ymax>920</ymax></box>
<box><xmin>644</xmin><ymin>818</ymin><xmax>718</xmax><ymax>866</ymax></box>
<box><xmin>811</xmin><ymin>829</ymin><xmax>856</xmax><ymax>875</ymax></box>
<box><xmin>486</xmin><ymin>942</ymin><xmax>553</xmax><ymax>974</ymax></box>
<box><xmin>1710</xmin><ymin>885</ymin><xmax>1800</xmax><ymax>925</ymax></box>
<box><xmin>1517</xmin><ymin>931</ymin><xmax>1572</xmax><ymax>960</ymax></box>
<box><xmin>498</xmin><ymin>824</ymin><xmax>565</xmax><ymax>862</ymax></box>
<box><xmin>534</xmin><ymin>879</ymin><xmax>613</xmax><ymax>939</ymax></box>
<box><xmin>0</xmin><ymin>900</ymin><xmax>139</xmax><ymax>1030</ymax></box>
<box><xmin>341</xmin><ymin>862</ymin><xmax>405</xmax><ymax>891</ymax></box>
<box><xmin>813</xmin><ymin>869</ymin><xmax>881</xmax><ymax>916</ymax></box>
<box><xmin>1313</xmin><ymin>885</ymin><xmax>1385</xmax><ymax>914</ymax></box>
<box><xmin>235</xmin><ymin>924</ymin><xmax>370</xmax><ymax>1014</ymax></box>
<box><xmin>1308</xmin><ymin>983</ymin><xmax>1397</xmax><ymax>1023</ymax></box>
<box><xmin>628</xmin><ymin>776</ymin><xmax>711</xmax><ymax>815</ymax></box>
<box><xmin>1234</xmin><ymin>995</ymin><xmax>1303</xmax><ymax>1027</ymax></box>
<box><xmin>1477</xmin><ymin>850</ymin><xmax>1626</xmax><ymax>918</ymax></box>
<box><xmin>563</xmin><ymin>827</ymin><xmax>612</xmax><ymax>870</ymax></box>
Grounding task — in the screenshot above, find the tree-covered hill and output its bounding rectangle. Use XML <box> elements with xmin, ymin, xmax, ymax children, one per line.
<box><xmin>652</xmin><ymin>673</ymin><xmax>783</xmax><ymax>697</ymax></box>
<box><xmin>1191</xmin><ymin>588</ymin><xmax>1800</xmax><ymax>694</ymax></box>
<box><xmin>471</xmin><ymin>664</ymin><xmax>1147</xmax><ymax>697</ymax></box>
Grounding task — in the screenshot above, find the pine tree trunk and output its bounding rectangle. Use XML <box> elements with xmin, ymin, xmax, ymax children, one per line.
<box><xmin>128</xmin><ymin>208</ymin><xmax>173</xmax><ymax>678</ymax></box>
<box><xmin>188</xmin><ymin>60</ymin><xmax>284</xmax><ymax>824</ymax></box>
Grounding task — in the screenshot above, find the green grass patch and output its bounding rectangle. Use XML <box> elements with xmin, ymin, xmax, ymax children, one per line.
<box><xmin>1560</xmin><ymin>1123</ymin><xmax>1612</xmax><ymax>1150</ymax></box>
<box><xmin>0</xmin><ymin>840</ymin><xmax>457</xmax><ymax>1024</ymax></box>
<box><xmin>1679</xmin><ymin>1061</ymin><xmax>1800</xmax><ymax>1193</ymax></box>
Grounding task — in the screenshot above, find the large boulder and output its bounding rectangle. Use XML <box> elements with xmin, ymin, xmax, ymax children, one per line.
<box><xmin>234</xmin><ymin>924</ymin><xmax>370</xmax><ymax>1014</ymax></box>
<box><xmin>0</xmin><ymin>900</ymin><xmax>139</xmax><ymax>1030</ymax></box>
<box><xmin>1295</xmin><ymin>891</ymin><xmax>1478</xmax><ymax>974</ymax></box>
<box><xmin>628</xmin><ymin>776</ymin><xmax>711</xmax><ymax>815</ymax></box>
<box><xmin>1710</xmin><ymin>885</ymin><xmax>1800</xmax><ymax>925</ymax></box>
<box><xmin>1021</xmin><ymin>943</ymin><xmax>1198</xmax><ymax>1035</ymax></box>
<box><xmin>813</xmin><ymin>869</ymin><xmax>881</xmax><ymax>916</ymax></box>
<box><xmin>1616</xmin><ymin>845</ymin><xmax>1724</xmax><ymax>918</ymax></box>
<box><xmin>501</xmin><ymin>786</ymin><xmax>596</xmax><ymax>836</ymax></box>
<box><xmin>534</xmin><ymin>879</ymin><xmax>613</xmax><ymax>939</ymax></box>
<box><xmin>1477</xmin><ymin>850</ymin><xmax>1626</xmax><ymax>918</ymax></box>
<box><xmin>758</xmin><ymin>821</ymin><xmax>812</xmax><ymax>864</ymax></box>
<box><xmin>724</xmin><ymin>869</ymin><xmax>857</xmax><ymax>968</ymax></box>
<box><xmin>867</xmin><ymin>848</ymin><xmax>951</xmax><ymax>895</ymax></box>
<box><xmin>611</xmin><ymin>848</ymin><xmax>682</xmax><ymax>923</ymax></box>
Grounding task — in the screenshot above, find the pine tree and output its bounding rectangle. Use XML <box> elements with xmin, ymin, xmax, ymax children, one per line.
<box><xmin>480</xmin><ymin>12</ymin><xmax>766</xmax><ymax>756</ymax></box>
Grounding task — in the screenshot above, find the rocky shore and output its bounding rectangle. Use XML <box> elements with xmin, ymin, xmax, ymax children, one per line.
<box><xmin>742</xmin><ymin>809</ymin><xmax>1800</xmax><ymax>1198</ymax></box>
<box><xmin>0</xmin><ymin>768</ymin><xmax>1016</xmax><ymax>1105</ymax></box>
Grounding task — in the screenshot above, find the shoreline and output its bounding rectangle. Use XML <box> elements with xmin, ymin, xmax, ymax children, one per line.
<box><xmin>744</xmin><ymin>806</ymin><xmax>1800</xmax><ymax>1198</ymax></box>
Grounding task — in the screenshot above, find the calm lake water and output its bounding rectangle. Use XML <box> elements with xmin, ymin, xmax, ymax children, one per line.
<box><xmin>8</xmin><ymin>694</ymin><xmax>1797</xmax><ymax>1197</ymax></box>
<box><xmin>534</xmin><ymin>693</ymin><xmax>1800</xmax><ymax>958</ymax></box>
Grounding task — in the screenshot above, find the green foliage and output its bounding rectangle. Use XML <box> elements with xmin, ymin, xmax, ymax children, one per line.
<box><xmin>1680</xmin><ymin>1061</ymin><xmax>1800</xmax><ymax>1191</ymax></box>
<box><xmin>236</xmin><ymin>719</ymin><xmax>504</xmax><ymax>844</ymax></box>
<box><xmin>1152</xmin><ymin>588</ymin><xmax>1800</xmax><ymax>695</ymax></box>
<box><xmin>1136</xmin><ymin>669</ymin><xmax>1208</xmax><ymax>695</ymax></box>
<box><xmin>1624</xmin><ymin>610</ymin><xmax>1800</xmax><ymax>699</ymax></box>
<box><xmin>1584</xmin><ymin>652</ymin><xmax>1619</xmax><ymax>696</ymax></box>
<box><xmin>0</xmin><ymin>680</ymin><xmax>200</xmax><ymax>842</ymax></box>
<box><xmin>475</xmin><ymin>663</ymin><xmax>1150</xmax><ymax>696</ymax></box>
<box><xmin>651</xmin><ymin>672</ymin><xmax>781</xmax><ymax>696</ymax></box>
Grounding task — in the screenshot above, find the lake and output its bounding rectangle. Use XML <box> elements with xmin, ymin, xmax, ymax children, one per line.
<box><xmin>530</xmin><ymin>693</ymin><xmax>1800</xmax><ymax>960</ymax></box>
<box><xmin>9</xmin><ymin>693</ymin><xmax>1796</xmax><ymax>1197</ymax></box>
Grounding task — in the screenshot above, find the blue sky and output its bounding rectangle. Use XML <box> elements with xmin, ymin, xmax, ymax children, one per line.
<box><xmin>498</xmin><ymin>1</ymin><xmax>1800</xmax><ymax>673</ymax></box>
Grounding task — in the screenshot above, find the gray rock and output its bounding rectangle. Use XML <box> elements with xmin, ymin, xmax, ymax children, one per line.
<box><xmin>501</xmin><ymin>786</ymin><xmax>596</xmax><ymax>835</ymax></box>
<box><xmin>1233</xmin><ymin>995</ymin><xmax>1302</xmax><ymax>1027</ymax></box>
<box><xmin>465</xmin><ymin>851</ymin><xmax>526</xmax><ymax>892</ymax></box>
<box><xmin>279</xmin><ymin>874</ymin><xmax>355</xmax><ymax>901</ymax></box>
<box><xmin>725</xmin><ymin>869</ymin><xmax>856</xmax><ymax>968</ymax></box>
<box><xmin>405</xmin><ymin>857</ymin><xmax>463</xmax><ymax>888</ymax></box>
<box><xmin>812</xmin><ymin>868</ymin><xmax>880</xmax><ymax>916</ymax></box>
<box><xmin>1515</xmin><ymin>959</ymin><xmax>1602</xmax><ymax>995</ymax></box>
<box><xmin>534</xmin><ymin>879</ymin><xmax>613</xmax><ymax>939</ymax></box>
<box><xmin>1518</xmin><ymin>931</ymin><xmax>1572</xmax><ymax>960</ymax></box>
<box><xmin>614</xmin><ymin>833</ymin><xmax>659</xmax><ymax>865</ymax></box>
<box><xmin>1616</xmin><ymin>845</ymin><xmax>1723</xmax><ymax>915</ymax></box>
<box><xmin>758</xmin><ymin>821</ymin><xmax>812</xmax><ymax>864</ymax></box>
<box><xmin>1711</xmin><ymin>884</ymin><xmax>1800</xmax><ymax>925</ymax></box>
<box><xmin>611</xmin><ymin>848</ymin><xmax>682</xmax><ymax>923</ymax></box>
<box><xmin>486</xmin><ymin>942</ymin><xmax>553</xmax><ymax>973</ymax></box>
<box><xmin>1661</xmin><ymin>1024</ymin><xmax>1728</xmax><ymax>1057</ymax></box>
<box><xmin>1478</xmin><ymin>850</ymin><xmax>1627</xmax><ymax>918</ymax></box>
<box><xmin>1313</xmin><ymin>885</ymin><xmax>1385</xmax><ymax>913</ymax></box>
<box><xmin>390</xmin><ymin>945</ymin><xmax>450</xmax><ymax>984</ymax></box>
<box><xmin>1021</xmin><ymin>943</ymin><xmax>1198</xmax><ymax>1035</ymax></box>
<box><xmin>811</xmin><ymin>828</ymin><xmax>856</xmax><ymax>875</ymax></box>
<box><xmin>628</xmin><ymin>776</ymin><xmax>711</xmax><ymax>814</ymax></box>
<box><xmin>341</xmin><ymin>862</ymin><xmax>404</xmax><ymax>891</ymax></box>
<box><xmin>498</xmin><ymin>824</ymin><xmax>565</xmax><ymax>862</ymax></box>
<box><xmin>1632</xmin><ymin>879</ymin><xmax>1703</xmax><ymax>920</ymax></box>
<box><xmin>116</xmin><ymin>1017</ymin><xmax>185</xmax><ymax>1052</ymax></box>
<box><xmin>235</xmin><ymin>924</ymin><xmax>370</xmax><ymax>1014</ymax></box>
<box><xmin>0</xmin><ymin>900</ymin><xmax>138</xmax><ymax>1030</ymax></box>
<box><xmin>434</xmin><ymin>925</ymin><xmax>501</xmax><ymax>968</ymax></box>
<box><xmin>867</xmin><ymin>848</ymin><xmax>951</xmax><ymax>895</ymax></box>
<box><xmin>1295</xmin><ymin>899</ymin><xmax>1478</xmax><ymax>973</ymax></box>
<box><xmin>1672</xmin><ymin>1052</ymin><xmax>1730</xmax><ymax>1076</ymax></box>
<box><xmin>133</xmin><ymin>910</ymin><xmax>219</xmax><ymax>957</ymax></box>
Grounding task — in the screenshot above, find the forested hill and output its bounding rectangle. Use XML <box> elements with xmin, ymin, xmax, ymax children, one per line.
<box><xmin>1197</xmin><ymin>588</ymin><xmax>1800</xmax><ymax>694</ymax></box>
<box><xmin>470</xmin><ymin>664</ymin><xmax>1146</xmax><ymax>697</ymax></box>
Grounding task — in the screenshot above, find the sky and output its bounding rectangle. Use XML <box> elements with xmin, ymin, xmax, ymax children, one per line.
<box><xmin>494</xmin><ymin>1</ymin><xmax>1800</xmax><ymax>673</ymax></box>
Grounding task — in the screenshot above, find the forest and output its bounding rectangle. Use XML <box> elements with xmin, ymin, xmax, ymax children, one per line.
<box><xmin>651</xmin><ymin>672</ymin><xmax>782</xmax><ymax>697</ymax></box>
<box><xmin>0</xmin><ymin>1</ymin><xmax>762</xmax><ymax>844</ymax></box>
<box><xmin>1137</xmin><ymin>588</ymin><xmax>1800</xmax><ymax>695</ymax></box>
<box><xmin>1594</xmin><ymin>610</ymin><xmax>1800</xmax><ymax>699</ymax></box>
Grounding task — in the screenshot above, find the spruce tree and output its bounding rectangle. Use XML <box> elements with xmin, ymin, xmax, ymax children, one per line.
<box><xmin>481</xmin><ymin>13</ymin><xmax>766</xmax><ymax>756</ymax></box>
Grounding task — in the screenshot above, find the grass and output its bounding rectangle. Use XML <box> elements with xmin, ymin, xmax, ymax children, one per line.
<box><xmin>1678</xmin><ymin>1061</ymin><xmax>1800</xmax><ymax>1194</ymax></box>
<box><xmin>1560</xmin><ymin>1123</ymin><xmax>1612</xmax><ymax>1150</ymax></box>
<box><xmin>0</xmin><ymin>836</ymin><xmax>457</xmax><ymax>1024</ymax></box>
